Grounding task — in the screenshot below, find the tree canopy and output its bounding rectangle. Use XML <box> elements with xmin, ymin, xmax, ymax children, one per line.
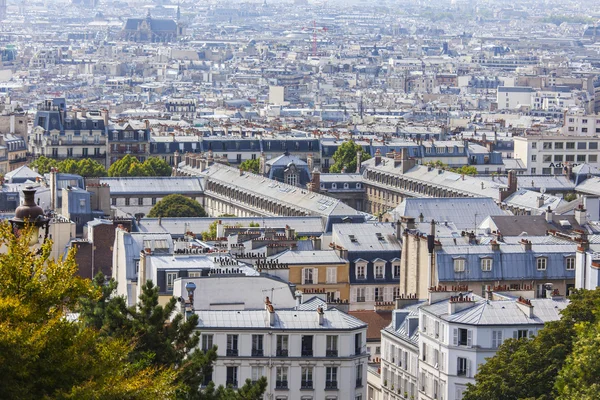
<box><xmin>108</xmin><ymin>155</ymin><xmax>173</xmax><ymax>177</ymax></box>
<box><xmin>0</xmin><ymin>221</ymin><xmax>177</xmax><ymax>399</ymax></box>
<box><xmin>201</xmin><ymin>220</ymin><xmax>219</xmax><ymax>241</ymax></box>
<box><xmin>463</xmin><ymin>289</ymin><xmax>600</xmax><ymax>400</ymax></box>
<box><xmin>329</xmin><ymin>140</ymin><xmax>370</xmax><ymax>173</ymax></box>
<box><xmin>30</xmin><ymin>156</ymin><xmax>107</xmax><ymax>177</ymax></box>
<box><xmin>239</xmin><ymin>159</ymin><xmax>260</xmax><ymax>174</ymax></box>
<box><xmin>148</xmin><ymin>194</ymin><xmax>208</xmax><ymax>218</ymax></box>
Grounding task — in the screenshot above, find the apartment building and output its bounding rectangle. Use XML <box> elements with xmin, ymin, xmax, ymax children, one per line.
<box><xmin>191</xmin><ymin>299</ymin><xmax>369</xmax><ymax>400</ymax></box>
<box><xmin>514</xmin><ymin>134</ymin><xmax>600</xmax><ymax>174</ymax></box>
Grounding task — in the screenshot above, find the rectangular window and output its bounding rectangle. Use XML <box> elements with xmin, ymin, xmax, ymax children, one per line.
<box><xmin>554</xmin><ymin>155</ymin><xmax>563</xmax><ymax>162</ymax></box>
<box><xmin>543</xmin><ymin>155</ymin><xmax>552</xmax><ymax>163</ymax></box>
<box><xmin>356</xmin><ymin>265</ymin><xmax>366</xmax><ymax>279</ymax></box>
<box><xmin>276</xmin><ymin>366</ymin><xmax>288</xmax><ymax>389</ymax></box>
<box><xmin>578</xmin><ymin>142</ymin><xmax>587</xmax><ymax>149</ymax></box>
<box><xmin>355</xmin><ymin>333</ymin><xmax>363</xmax><ymax>355</ymax></box>
<box><xmin>226</xmin><ymin>334</ymin><xmax>238</xmax><ymax>356</ymax></box>
<box><xmin>589</xmin><ymin>142</ymin><xmax>598</xmax><ymax>150</ymax></box>
<box><xmin>325</xmin><ymin>367</ymin><xmax>338</xmax><ymax>389</ymax></box>
<box><xmin>589</xmin><ymin>155</ymin><xmax>598</xmax><ymax>163</ymax></box>
<box><xmin>375</xmin><ymin>264</ymin><xmax>384</xmax><ymax>279</ymax></box>
<box><xmin>537</xmin><ymin>258</ymin><xmax>547</xmax><ymax>271</ymax></box>
<box><xmin>356</xmin><ymin>287</ymin><xmax>365</xmax><ymax>302</ymax></box>
<box><xmin>554</xmin><ymin>142</ymin><xmax>564</xmax><ymax>149</ymax></box>
<box><xmin>301</xmin><ymin>335</ymin><xmax>313</xmax><ymax>357</ymax></box>
<box><xmin>166</xmin><ymin>272</ymin><xmax>177</xmax><ymax>291</ymax></box>
<box><xmin>201</xmin><ymin>334</ymin><xmax>213</xmax><ymax>351</ymax></box>
<box><xmin>301</xmin><ymin>367</ymin><xmax>313</xmax><ymax>389</ymax></box>
<box><xmin>138</xmin><ymin>197</ymin><xmax>144</xmax><ymax>206</ymax></box>
<box><xmin>454</xmin><ymin>259</ymin><xmax>466</xmax><ymax>272</ymax></box>
<box><xmin>542</xmin><ymin>168</ymin><xmax>552</xmax><ymax>175</ymax></box>
<box><xmin>356</xmin><ymin>364</ymin><xmax>363</xmax><ymax>387</ymax></box>
<box><xmin>566</xmin><ymin>257</ymin><xmax>575</xmax><ymax>270</ymax></box>
<box><xmin>251</xmin><ymin>366</ymin><xmax>264</xmax><ymax>383</ymax></box>
<box><xmin>566</xmin><ymin>142</ymin><xmax>575</xmax><ymax>149</ymax></box>
<box><xmin>531</xmin><ymin>155</ymin><xmax>537</xmax><ymax>162</ymax></box>
<box><xmin>326</xmin><ymin>267</ymin><xmax>337</xmax><ymax>284</ymax></box>
<box><xmin>531</xmin><ymin>168</ymin><xmax>536</xmax><ymax>174</ymax></box>
<box><xmin>455</xmin><ymin>328</ymin><xmax>472</xmax><ymax>347</ymax></box>
<box><xmin>226</xmin><ymin>366</ymin><xmax>238</xmax><ymax>387</ymax></box>
<box><xmin>252</xmin><ymin>334</ymin><xmax>264</xmax><ymax>356</ymax></box>
<box><xmin>566</xmin><ymin>154</ymin><xmax>575</xmax><ymax>162</ymax></box>
<box><xmin>188</xmin><ymin>271</ymin><xmax>201</xmax><ymax>278</ymax></box>
<box><xmin>543</xmin><ymin>142</ymin><xmax>552</xmax><ymax>149</ymax></box>
<box><xmin>374</xmin><ymin>287</ymin><xmax>383</xmax><ymax>302</ymax></box>
<box><xmin>276</xmin><ymin>335</ymin><xmax>288</xmax><ymax>356</ymax></box>
<box><xmin>393</xmin><ymin>264</ymin><xmax>400</xmax><ymax>278</ymax></box>
<box><xmin>481</xmin><ymin>258</ymin><xmax>493</xmax><ymax>271</ymax></box>
<box><xmin>577</xmin><ymin>154</ymin><xmax>586</xmax><ymax>162</ymax></box>
<box><xmin>531</xmin><ymin>142</ymin><xmax>537</xmax><ymax>149</ymax></box>
<box><xmin>457</xmin><ymin>357</ymin><xmax>468</xmax><ymax>376</ymax></box>
<box><xmin>326</xmin><ymin>335</ymin><xmax>338</xmax><ymax>357</ymax></box>
<box><xmin>514</xmin><ymin>329</ymin><xmax>529</xmax><ymax>339</ymax></box>
<box><xmin>125</xmin><ymin>198</ymin><xmax>130</xmax><ymax>206</ymax></box>
<box><xmin>303</xmin><ymin>268</ymin><xmax>314</xmax><ymax>284</ymax></box>
<box><xmin>492</xmin><ymin>330</ymin><xmax>503</xmax><ymax>348</ymax></box>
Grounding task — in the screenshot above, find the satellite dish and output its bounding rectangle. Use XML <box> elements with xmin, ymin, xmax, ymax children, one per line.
<box><xmin>540</xmin><ymin>187</ymin><xmax>546</xmax><ymax>195</ymax></box>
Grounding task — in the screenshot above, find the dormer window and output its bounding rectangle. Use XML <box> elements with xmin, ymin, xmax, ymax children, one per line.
<box><xmin>332</xmin><ymin>183</ymin><xmax>337</xmax><ymax>189</ymax></box>
<box><xmin>481</xmin><ymin>258</ymin><xmax>493</xmax><ymax>272</ymax></box>
<box><xmin>566</xmin><ymin>257</ymin><xmax>575</xmax><ymax>271</ymax></box>
<box><xmin>536</xmin><ymin>257</ymin><xmax>547</xmax><ymax>271</ymax></box>
<box><xmin>344</xmin><ymin>183</ymin><xmax>349</xmax><ymax>189</ymax></box>
<box><xmin>454</xmin><ymin>258</ymin><xmax>466</xmax><ymax>272</ymax></box>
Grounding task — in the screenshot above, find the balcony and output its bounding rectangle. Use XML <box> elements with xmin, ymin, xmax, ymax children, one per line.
<box><xmin>304</xmin><ymin>279</ymin><xmax>313</xmax><ymax>284</ymax></box>
<box><xmin>275</xmin><ymin>380</ymin><xmax>288</xmax><ymax>389</ymax></box>
<box><xmin>457</xmin><ymin>369</ymin><xmax>467</xmax><ymax>376</ymax></box>
<box><xmin>301</xmin><ymin>381</ymin><xmax>313</xmax><ymax>389</ymax></box>
<box><xmin>325</xmin><ymin>381</ymin><xmax>338</xmax><ymax>390</ymax></box>
<box><xmin>301</xmin><ymin>349</ymin><xmax>313</xmax><ymax>357</ymax></box>
<box><xmin>357</xmin><ymin>297</ymin><xmax>366</xmax><ymax>302</ymax></box>
<box><xmin>326</xmin><ymin>349</ymin><xmax>338</xmax><ymax>357</ymax></box>
<box><xmin>375</xmin><ymin>296</ymin><xmax>384</xmax><ymax>302</ymax></box>
<box><xmin>226</xmin><ymin>349</ymin><xmax>238</xmax><ymax>357</ymax></box>
<box><xmin>9</xmin><ymin>157</ymin><xmax>27</xmax><ymax>164</ymax></box>
<box><xmin>251</xmin><ymin>349</ymin><xmax>264</xmax><ymax>357</ymax></box>
<box><xmin>375</xmin><ymin>274</ymin><xmax>384</xmax><ymax>279</ymax></box>
<box><xmin>276</xmin><ymin>349</ymin><xmax>288</xmax><ymax>357</ymax></box>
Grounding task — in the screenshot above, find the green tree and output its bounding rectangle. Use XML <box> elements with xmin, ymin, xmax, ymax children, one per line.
<box><xmin>144</xmin><ymin>157</ymin><xmax>173</xmax><ymax>176</ymax></box>
<box><xmin>201</xmin><ymin>220</ymin><xmax>218</xmax><ymax>241</ymax></box>
<box><xmin>464</xmin><ymin>289</ymin><xmax>600</xmax><ymax>400</ymax></box>
<box><xmin>329</xmin><ymin>140</ymin><xmax>370</xmax><ymax>173</ymax></box>
<box><xmin>148</xmin><ymin>194</ymin><xmax>207</xmax><ymax>218</ymax></box>
<box><xmin>239</xmin><ymin>159</ymin><xmax>260</xmax><ymax>174</ymax></box>
<box><xmin>108</xmin><ymin>154</ymin><xmax>143</xmax><ymax>177</ymax></box>
<box><xmin>0</xmin><ymin>221</ymin><xmax>177</xmax><ymax>399</ymax></box>
<box><xmin>59</xmin><ymin>158</ymin><xmax>107</xmax><ymax>177</ymax></box>
<box><xmin>249</xmin><ymin>222</ymin><xmax>260</xmax><ymax>227</ymax></box>
<box><xmin>29</xmin><ymin>155</ymin><xmax>60</xmax><ymax>174</ymax></box>
<box><xmin>79</xmin><ymin>275</ymin><xmax>267</xmax><ymax>400</ymax></box>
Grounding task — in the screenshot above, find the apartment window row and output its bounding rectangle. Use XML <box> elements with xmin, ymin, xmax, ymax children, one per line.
<box><xmin>453</xmin><ymin>257</ymin><xmax>574</xmax><ymax>272</ymax></box>
<box><xmin>420</xmin><ymin>370</ymin><xmax>446</xmax><ymax>400</ymax></box>
<box><xmin>353</xmin><ymin>286</ymin><xmax>399</xmax><ymax>303</ymax></box>
<box><xmin>301</xmin><ymin>267</ymin><xmax>338</xmax><ymax>284</ymax></box>
<box><xmin>541</xmin><ymin>154</ymin><xmax>597</xmax><ymax>163</ymax></box>
<box><xmin>355</xmin><ymin>262</ymin><xmax>401</xmax><ymax>280</ymax></box>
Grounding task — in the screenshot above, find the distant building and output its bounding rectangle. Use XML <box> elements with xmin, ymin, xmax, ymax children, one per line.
<box><xmin>122</xmin><ymin>11</ymin><xmax>179</xmax><ymax>43</ymax></box>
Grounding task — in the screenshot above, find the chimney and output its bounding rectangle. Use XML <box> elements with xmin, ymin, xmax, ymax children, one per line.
<box><xmin>259</xmin><ymin>152</ymin><xmax>266</xmax><ymax>175</ymax></box>
<box><xmin>265</xmin><ymin>297</ymin><xmax>275</xmax><ymax>326</ymax></box>
<box><xmin>394</xmin><ymin>151</ymin><xmax>402</xmax><ymax>167</ymax></box>
<box><xmin>307</xmin><ymin>153</ymin><xmax>314</xmax><ymax>172</ymax></box>
<box><xmin>356</xmin><ymin>151</ymin><xmax>362</xmax><ymax>173</ymax></box>
<box><xmin>515</xmin><ymin>296</ymin><xmax>534</xmax><ymax>318</ymax></box>
<box><xmin>520</xmin><ymin>239</ymin><xmax>532</xmax><ymax>251</ymax></box>
<box><xmin>374</xmin><ymin>148</ymin><xmax>382</xmax><ymax>166</ymax></box>
<box><xmin>491</xmin><ymin>240</ymin><xmax>500</xmax><ymax>251</ymax></box>
<box><xmin>575</xmin><ymin>204</ymin><xmax>587</xmax><ymax>225</ymax></box>
<box><xmin>545</xmin><ymin>206</ymin><xmax>553</xmax><ymax>223</ymax></box>
<box><xmin>317</xmin><ymin>306</ymin><xmax>325</xmax><ymax>325</ymax></box>
<box><xmin>309</xmin><ymin>168</ymin><xmax>321</xmax><ymax>193</ymax></box>
<box><xmin>295</xmin><ymin>290</ymin><xmax>303</xmax><ymax>308</ymax></box>
<box><xmin>447</xmin><ymin>294</ymin><xmax>476</xmax><ymax>315</ymax></box>
<box><xmin>538</xmin><ymin>195</ymin><xmax>545</xmax><ymax>209</ymax></box>
<box><xmin>311</xmin><ymin>236</ymin><xmax>321</xmax><ymax>250</ymax></box>
<box><xmin>401</xmin><ymin>148</ymin><xmax>416</xmax><ymax>173</ymax></box>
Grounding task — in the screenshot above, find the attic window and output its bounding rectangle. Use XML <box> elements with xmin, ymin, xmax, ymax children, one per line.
<box><xmin>349</xmin><ymin>235</ymin><xmax>358</xmax><ymax>243</ymax></box>
<box><xmin>559</xmin><ymin>220</ymin><xmax>571</xmax><ymax>227</ymax></box>
<box><xmin>376</xmin><ymin>232</ymin><xmax>385</xmax><ymax>241</ymax></box>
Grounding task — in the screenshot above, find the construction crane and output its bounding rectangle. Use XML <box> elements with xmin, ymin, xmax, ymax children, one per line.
<box><xmin>303</xmin><ymin>20</ymin><xmax>327</xmax><ymax>57</ymax></box>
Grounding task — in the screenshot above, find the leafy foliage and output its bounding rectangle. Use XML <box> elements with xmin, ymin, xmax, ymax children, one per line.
<box><xmin>451</xmin><ymin>165</ymin><xmax>478</xmax><ymax>176</ymax></box>
<box><xmin>30</xmin><ymin>156</ymin><xmax>107</xmax><ymax>177</ymax></box>
<box><xmin>329</xmin><ymin>140</ymin><xmax>370</xmax><ymax>173</ymax></box>
<box><xmin>201</xmin><ymin>220</ymin><xmax>219</xmax><ymax>241</ymax></box>
<box><xmin>463</xmin><ymin>289</ymin><xmax>600</xmax><ymax>400</ymax></box>
<box><xmin>79</xmin><ymin>275</ymin><xmax>267</xmax><ymax>400</ymax></box>
<box><xmin>108</xmin><ymin>155</ymin><xmax>172</xmax><ymax>177</ymax></box>
<box><xmin>239</xmin><ymin>159</ymin><xmax>260</xmax><ymax>174</ymax></box>
<box><xmin>0</xmin><ymin>221</ymin><xmax>176</xmax><ymax>399</ymax></box>
<box><xmin>147</xmin><ymin>194</ymin><xmax>208</xmax><ymax>218</ymax></box>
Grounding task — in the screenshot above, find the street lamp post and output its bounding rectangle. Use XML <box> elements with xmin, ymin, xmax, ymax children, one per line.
<box><xmin>9</xmin><ymin>186</ymin><xmax>50</xmax><ymax>248</ymax></box>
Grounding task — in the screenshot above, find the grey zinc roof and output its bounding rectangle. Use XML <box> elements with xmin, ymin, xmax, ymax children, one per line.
<box><xmin>320</xmin><ymin>173</ymin><xmax>364</xmax><ymax>183</ymax></box>
<box><xmin>98</xmin><ymin>177</ymin><xmax>204</xmax><ymax>196</ymax></box>
<box><xmin>392</xmin><ymin>197</ymin><xmax>507</xmax><ymax>231</ymax></box>
<box><xmin>422</xmin><ymin>295</ymin><xmax>569</xmax><ymax>326</ymax></box>
<box><xmin>195</xmin><ymin>308</ymin><xmax>366</xmax><ymax>331</ymax></box>
<box><xmin>504</xmin><ymin>189</ymin><xmax>564</xmax><ymax>213</ymax></box>
<box><xmin>136</xmin><ymin>217</ymin><xmax>326</xmax><ymax>236</ymax></box>
<box><xmin>576</xmin><ymin>177</ymin><xmax>600</xmax><ymax>196</ymax></box>
<box><xmin>332</xmin><ymin>222</ymin><xmax>401</xmax><ymax>251</ymax></box>
<box><xmin>191</xmin><ymin>163</ymin><xmax>360</xmax><ymax>217</ymax></box>
<box><xmin>270</xmin><ymin>250</ymin><xmax>347</xmax><ymax>265</ymax></box>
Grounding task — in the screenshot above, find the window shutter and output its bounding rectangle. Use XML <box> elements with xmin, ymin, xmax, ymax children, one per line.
<box><xmin>467</xmin><ymin>330</ymin><xmax>473</xmax><ymax>347</ymax></box>
<box><xmin>452</xmin><ymin>328</ymin><xmax>458</xmax><ymax>346</ymax></box>
<box><xmin>498</xmin><ymin>330</ymin><xmax>503</xmax><ymax>345</ymax></box>
<box><xmin>301</xmin><ymin>268</ymin><xmax>306</xmax><ymax>284</ymax></box>
<box><xmin>350</xmin><ymin>287</ymin><xmax>357</xmax><ymax>303</ymax></box>
<box><xmin>466</xmin><ymin>359</ymin><xmax>471</xmax><ymax>378</ymax></box>
<box><xmin>513</xmin><ymin>330</ymin><xmax>518</xmax><ymax>339</ymax></box>
<box><xmin>492</xmin><ymin>331</ymin><xmax>497</xmax><ymax>348</ymax></box>
<box><xmin>528</xmin><ymin>330</ymin><xmax>534</xmax><ymax>338</ymax></box>
<box><xmin>313</xmin><ymin>268</ymin><xmax>318</xmax><ymax>284</ymax></box>
<box><xmin>384</xmin><ymin>286</ymin><xmax>392</xmax><ymax>301</ymax></box>
<box><xmin>367</xmin><ymin>287</ymin><xmax>375</xmax><ymax>302</ymax></box>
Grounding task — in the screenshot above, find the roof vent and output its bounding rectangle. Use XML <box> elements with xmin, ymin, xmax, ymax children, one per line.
<box><xmin>559</xmin><ymin>220</ymin><xmax>571</xmax><ymax>227</ymax></box>
<box><xmin>349</xmin><ymin>234</ymin><xmax>358</xmax><ymax>243</ymax></box>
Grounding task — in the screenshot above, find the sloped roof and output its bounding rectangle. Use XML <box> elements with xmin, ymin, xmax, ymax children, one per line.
<box><xmin>348</xmin><ymin>310</ymin><xmax>393</xmax><ymax>341</ymax></box>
